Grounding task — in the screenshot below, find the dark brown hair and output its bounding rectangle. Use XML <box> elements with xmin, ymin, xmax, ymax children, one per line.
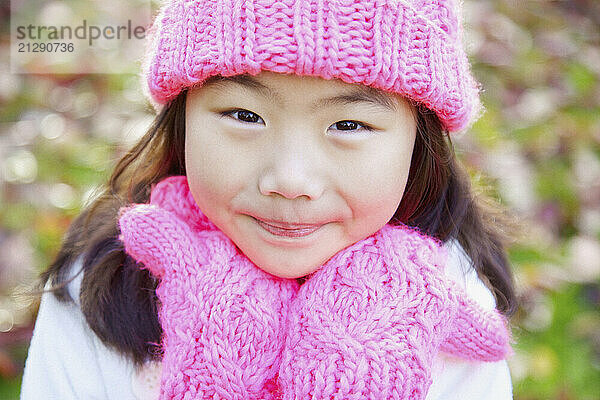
<box><xmin>39</xmin><ymin>80</ymin><xmax>517</xmax><ymax>366</ymax></box>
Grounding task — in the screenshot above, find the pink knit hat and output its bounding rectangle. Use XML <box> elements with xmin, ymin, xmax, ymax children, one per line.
<box><xmin>141</xmin><ymin>0</ymin><xmax>483</xmax><ymax>132</ymax></box>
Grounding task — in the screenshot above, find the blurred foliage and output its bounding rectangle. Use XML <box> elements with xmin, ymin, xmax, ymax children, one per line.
<box><xmin>1</xmin><ymin>0</ymin><xmax>599</xmax><ymax>399</ymax></box>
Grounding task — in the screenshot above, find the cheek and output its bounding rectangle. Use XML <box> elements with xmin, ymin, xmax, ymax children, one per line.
<box><xmin>354</xmin><ymin>161</ymin><xmax>410</xmax><ymax>213</ymax></box>
<box><xmin>185</xmin><ymin>134</ymin><xmax>218</xmax><ymax>205</ymax></box>
<box><xmin>351</xmin><ymin>138</ymin><xmax>413</xmax><ymax>204</ymax></box>
<box><xmin>184</xmin><ymin>128</ymin><xmax>249</xmax><ymax>211</ymax></box>
<box><xmin>341</xmin><ymin>151</ymin><xmax>412</xmax><ymax>238</ymax></box>
<box><xmin>355</xmin><ymin>104</ymin><xmax>416</xmax><ymax>202</ymax></box>
<box><xmin>185</xmin><ymin>114</ymin><xmax>257</xmax><ymax>188</ymax></box>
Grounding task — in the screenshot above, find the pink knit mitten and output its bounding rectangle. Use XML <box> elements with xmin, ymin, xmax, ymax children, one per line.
<box><xmin>118</xmin><ymin>176</ymin><xmax>300</xmax><ymax>400</ymax></box>
<box><xmin>277</xmin><ymin>224</ymin><xmax>511</xmax><ymax>400</ymax></box>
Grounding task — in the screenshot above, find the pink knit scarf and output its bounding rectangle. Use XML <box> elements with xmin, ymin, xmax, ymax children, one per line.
<box><xmin>118</xmin><ymin>176</ymin><xmax>511</xmax><ymax>400</ymax></box>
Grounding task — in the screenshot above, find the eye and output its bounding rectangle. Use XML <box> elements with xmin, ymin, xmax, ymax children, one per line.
<box><xmin>328</xmin><ymin>120</ymin><xmax>374</xmax><ymax>133</ymax></box>
<box><xmin>222</xmin><ymin>109</ymin><xmax>264</xmax><ymax>124</ymax></box>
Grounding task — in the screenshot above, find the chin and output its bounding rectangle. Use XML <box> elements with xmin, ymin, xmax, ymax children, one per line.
<box><xmin>264</xmin><ymin>269</ymin><xmax>308</xmax><ymax>280</ymax></box>
<box><xmin>259</xmin><ymin>263</ymin><xmax>321</xmax><ymax>280</ymax></box>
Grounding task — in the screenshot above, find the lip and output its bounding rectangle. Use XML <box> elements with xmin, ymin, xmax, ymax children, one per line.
<box><xmin>252</xmin><ymin>217</ymin><xmax>324</xmax><ymax>238</ymax></box>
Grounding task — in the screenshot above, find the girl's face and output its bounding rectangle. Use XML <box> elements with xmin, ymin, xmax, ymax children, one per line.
<box><xmin>185</xmin><ymin>71</ymin><xmax>416</xmax><ymax>278</ymax></box>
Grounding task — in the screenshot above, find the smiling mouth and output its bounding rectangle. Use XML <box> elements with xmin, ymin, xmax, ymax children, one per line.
<box><xmin>253</xmin><ymin>217</ymin><xmax>323</xmax><ymax>238</ymax></box>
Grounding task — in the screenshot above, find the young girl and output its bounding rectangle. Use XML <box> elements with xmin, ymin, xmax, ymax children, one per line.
<box><xmin>21</xmin><ymin>0</ymin><xmax>517</xmax><ymax>399</ymax></box>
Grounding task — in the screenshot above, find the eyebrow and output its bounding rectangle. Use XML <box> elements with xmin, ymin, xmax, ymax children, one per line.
<box><xmin>203</xmin><ymin>74</ymin><xmax>398</xmax><ymax>113</ymax></box>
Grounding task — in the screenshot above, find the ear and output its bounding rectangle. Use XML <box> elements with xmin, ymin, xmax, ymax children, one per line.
<box><xmin>118</xmin><ymin>203</ymin><xmax>198</xmax><ymax>278</ymax></box>
<box><xmin>441</xmin><ymin>282</ymin><xmax>513</xmax><ymax>362</ymax></box>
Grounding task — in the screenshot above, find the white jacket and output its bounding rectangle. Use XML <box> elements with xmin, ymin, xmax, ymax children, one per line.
<box><xmin>20</xmin><ymin>239</ymin><xmax>513</xmax><ymax>399</ymax></box>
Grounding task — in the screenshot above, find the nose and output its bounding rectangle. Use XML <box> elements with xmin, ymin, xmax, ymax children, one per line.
<box><xmin>258</xmin><ymin>132</ymin><xmax>325</xmax><ymax>200</ymax></box>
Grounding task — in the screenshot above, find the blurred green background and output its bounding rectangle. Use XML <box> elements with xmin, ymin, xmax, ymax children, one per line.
<box><xmin>1</xmin><ymin>0</ymin><xmax>599</xmax><ymax>399</ymax></box>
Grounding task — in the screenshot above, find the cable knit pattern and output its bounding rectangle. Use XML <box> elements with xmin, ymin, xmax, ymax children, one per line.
<box><xmin>277</xmin><ymin>224</ymin><xmax>512</xmax><ymax>399</ymax></box>
<box><xmin>118</xmin><ymin>177</ymin><xmax>300</xmax><ymax>400</ymax></box>
<box><xmin>141</xmin><ymin>0</ymin><xmax>482</xmax><ymax>132</ymax></box>
<box><xmin>119</xmin><ymin>176</ymin><xmax>511</xmax><ymax>399</ymax></box>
